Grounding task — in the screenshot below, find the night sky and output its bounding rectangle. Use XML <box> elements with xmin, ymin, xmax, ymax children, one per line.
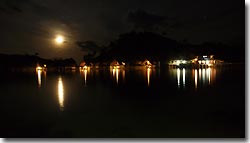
<box><xmin>0</xmin><ymin>0</ymin><xmax>244</xmax><ymax>62</ymax></box>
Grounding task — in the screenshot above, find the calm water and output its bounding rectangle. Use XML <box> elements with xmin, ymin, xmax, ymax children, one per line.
<box><xmin>0</xmin><ymin>66</ymin><xmax>245</xmax><ymax>138</ymax></box>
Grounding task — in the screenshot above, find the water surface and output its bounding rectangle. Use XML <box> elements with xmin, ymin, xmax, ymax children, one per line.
<box><xmin>0</xmin><ymin>66</ymin><xmax>245</xmax><ymax>138</ymax></box>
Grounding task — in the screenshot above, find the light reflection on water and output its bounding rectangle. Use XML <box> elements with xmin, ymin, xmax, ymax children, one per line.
<box><xmin>36</xmin><ymin>67</ymin><xmax>218</xmax><ymax>110</ymax></box>
<box><xmin>191</xmin><ymin>67</ymin><xmax>216</xmax><ymax>88</ymax></box>
<box><xmin>183</xmin><ymin>68</ymin><xmax>185</xmax><ymax>88</ymax></box>
<box><xmin>80</xmin><ymin>69</ymin><xmax>89</xmax><ymax>86</ymax></box>
<box><xmin>170</xmin><ymin>67</ymin><xmax>216</xmax><ymax>89</ymax></box>
<box><xmin>177</xmin><ymin>68</ymin><xmax>180</xmax><ymax>88</ymax></box>
<box><xmin>35</xmin><ymin>67</ymin><xmax>219</xmax><ymax>110</ymax></box>
<box><xmin>116</xmin><ymin>69</ymin><xmax>119</xmax><ymax>84</ymax></box>
<box><xmin>111</xmin><ymin>68</ymin><xmax>126</xmax><ymax>85</ymax></box>
<box><xmin>111</xmin><ymin>68</ymin><xmax>119</xmax><ymax>84</ymax></box>
<box><xmin>194</xmin><ymin>69</ymin><xmax>198</xmax><ymax>88</ymax></box>
<box><xmin>176</xmin><ymin>68</ymin><xmax>186</xmax><ymax>88</ymax></box>
<box><xmin>83</xmin><ymin>69</ymin><xmax>87</xmax><ymax>86</ymax></box>
<box><xmin>1</xmin><ymin>66</ymin><xmax>244</xmax><ymax>137</ymax></box>
<box><xmin>132</xmin><ymin>67</ymin><xmax>153</xmax><ymax>87</ymax></box>
<box><xmin>199</xmin><ymin>69</ymin><xmax>201</xmax><ymax>80</ymax></box>
<box><xmin>202</xmin><ymin>69</ymin><xmax>206</xmax><ymax>85</ymax></box>
<box><xmin>147</xmin><ymin>68</ymin><xmax>151</xmax><ymax>87</ymax></box>
<box><xmin>37</xmin><ymin>67</ymin><xmax>218</xmax><ymax>91</ymax></box>
<box><xmin>122</xmin><ymin>69</ymin><xmax>125</xmax><ymax>83</ymax></box>
<box><xmin>37</xmin><ymin>70</ymin><xmax>42</xmax><ymax>88</ymax></box>
<box><xmin>36</xmin><ymin>70</ymin><xmax>46</xmax><ymax>88</ymax></box>
<box><xmin>107</xmin><ymin>67</ymin><xmax>216</xmax><ymax>88</ymax></box>
<box><xmin>58</xmin><ymin>76</ymin><xmax>64</xmax><ymax>111</ymax></box>
<box><xmin>207</xmin><ymin>68</ymin><xmax>211</xmax><ymax>84</ymax></box>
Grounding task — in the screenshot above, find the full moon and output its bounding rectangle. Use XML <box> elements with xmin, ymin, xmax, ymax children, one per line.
<box><xmin>55</xmin><ymin>35</ymin><xmax>64</xmax><ymax>44</ymax></box>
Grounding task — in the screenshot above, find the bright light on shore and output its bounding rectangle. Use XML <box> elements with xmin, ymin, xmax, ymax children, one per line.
<box><xmin>36</xmin><ymin>66</ymin><xmax>43</xmax><ymax>71</ymax></box>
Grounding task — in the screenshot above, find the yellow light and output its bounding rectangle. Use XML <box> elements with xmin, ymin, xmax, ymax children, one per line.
<box><xmin>83</xmin><ymin>65</ymin><xmax>88</xmax><ymax>69</ymax></box>
<box><xmin>199</xmin><ymin>69</ymin><xmax>201</xmax><ymax>79</ymax></box>
<box><xmin>112</xmin><ymin>68</ymin><xmax>119</xmax><ymax>84</ymax></box>
<box><xmin>84</xmin><ymin>69</ymin><xmax>87</xmax><ymax>85</ymax></box>
<box><xmin>58</xmin><ymin>77</ymin><xmax>64</xmax><ymax>111</ymax></box>
<box><xmin>55</xmin><ymin>35</ymin><xmax>64</xmax><ymax>44</ymax></box>
<box><xmin>207</xmin><ymin>68</ymin><xmax>211</xmax><ymax>84</ymax></box>
<box><xmin>112</xmin><ymin>68</ymin><xmax>115</xmax><ymax>78</ymax></box>
<box><xmin>44</xmin><ymin>64</ymin><xmax>46</xmax><ymax>68</ymax></box>
<box><xmin>176</xmin><ymin>60</ymin><xmax>180</xmax><ymax>65</ymax></box>
<box><xmin>205</xmin><ymin>60</ymin><xmax>209</xmax><ymax>65</ymax></box>
<box><xmin>116</xmin><ymin>69</ymin><xmax>119</xmax><ymax>84</ymax></box>
<box><xmin>183</xmin><ymin>68</ymin><xmax>185</xmax><ymax>87</ymax></box>
<box><xmin>36</xmin><ymin>66</ymin><xmax>43</xmax><ymax>71</ymax></box>
<box><xmin>202</xmin><ymin>68</ymin><xmax>205</xmax><ymax>82</ymax></box>
<box><xmin>147</xmin><ymin>68</ymin><xmax>151</xmax><ymax>87</ymax></box>
<box><xmin>194</xmin><ymin>69</ymin><xmax>198</xmax><ymax>89</ymax></box>
<box><xmin>37</xmin><ymin>70</ymin><xmax>42</xmax><ymax>88</ymax></box>
<box><xmin>177</xmin><ymin>68</ymin><xmax>180</xmax><ymax>88</ymax></box>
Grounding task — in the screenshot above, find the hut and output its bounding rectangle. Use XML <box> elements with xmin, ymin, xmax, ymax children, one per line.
<box><xmin>79</xmin><ymin>61</ymin><xmax>87</xmax><ymax>70</ymax></box>
<box><xmin>142</xmin><ymin>59</ymin><xmax>153</xmax><ymax>68</ymax></box>
<box><xmin>110</xmin><ymin>59</ymin><xmax>120</xmax><ymax>69</ymax></box>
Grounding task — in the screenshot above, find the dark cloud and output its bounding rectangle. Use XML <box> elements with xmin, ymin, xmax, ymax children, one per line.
<box><xmin>0</xmin><ymin>0</ymin><xmax>50</xmax><ymax>14</ymax></box>
<box><xmin>76</xmin><ymin>41</ymin><xmax>104</xmax><ymax>59</ymax></box>
<box><xmin>0</xmin><ymin>0</ymin><xmax>24</xmax><ymax>13</ymax></box>
<box><xmin>127</xmin><ymin>9</ymin><xmax>167</xmax><ymax>31</ymax></box>
<box><xmin>76</xmin><ymin>41</ymin><xmax>101</xmax><ymax>52</ymax></box>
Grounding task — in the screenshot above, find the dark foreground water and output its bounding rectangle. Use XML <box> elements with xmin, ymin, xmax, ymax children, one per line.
<box><xmin>0</xmin><ymin>66</ymin><xmax>245</xmax><ymax>138</ymax></box>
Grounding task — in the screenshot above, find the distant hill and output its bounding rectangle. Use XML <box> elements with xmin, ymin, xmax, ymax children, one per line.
<box><xmin>0</xmin><ymin>54</ymin><xmax>77</xmax><ymax>72</ymax></box>
<box><xmin>92</xmin><ymin>31</ymin><xmax>244</xmax><ymax>63</ymax></box>
<box><xmin>95</xmin><ymin>31</ymin><xmax>185</xmax><ymax>62</ymax></box>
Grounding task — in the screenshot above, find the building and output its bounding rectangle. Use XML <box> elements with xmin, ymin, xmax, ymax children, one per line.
<box><xmin>191</xmin><ymin>55</ymin><xmax>224</xmax><ymax>68</ymax></box>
